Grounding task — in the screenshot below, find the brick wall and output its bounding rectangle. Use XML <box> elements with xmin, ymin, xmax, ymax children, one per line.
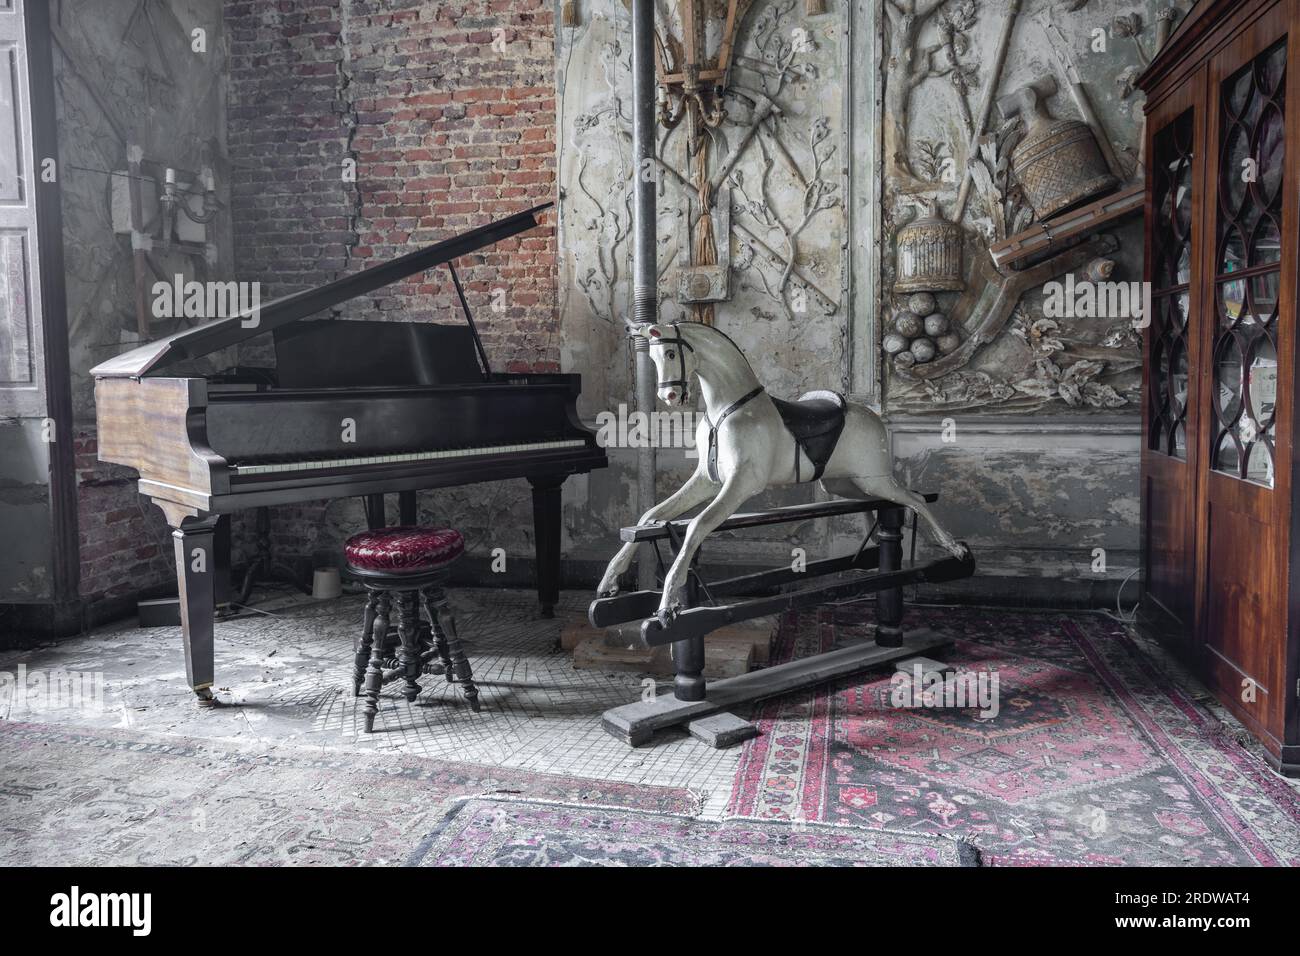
<box><xmin>74</xmin><ymin>431</ymin><xmax>174</xmax><ymax>601</ymax></box>
<box><xmin>224</xmin><ymin>0</ymin><xmax>559</xmax><ymax>370</ymax></box>
<box><xmin>223</xmin><ymin>0</ymin><xmax>561</xmax><ymax>565</ymax></box>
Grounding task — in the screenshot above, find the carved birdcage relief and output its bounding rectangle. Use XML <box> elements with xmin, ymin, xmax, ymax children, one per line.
<box><xmin>894</xmin><ymin>207</ymin><xmax>964</xmax><ymax>294</ymax></box>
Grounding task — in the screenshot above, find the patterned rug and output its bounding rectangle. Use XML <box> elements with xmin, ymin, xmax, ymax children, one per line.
<box><xmin>408</xmin><ymin>797</ymin><xmax>978</xmax><ymax>866</ymax></box>
<box><xmin>728</xmin><ymin>606</ymin><xmax>1300</xmax><ymax>866</ymax></box>
<box><xmin>0</xmin><ymin>722</ymin><xmax>695</xmax><ymax>866</ymax></box>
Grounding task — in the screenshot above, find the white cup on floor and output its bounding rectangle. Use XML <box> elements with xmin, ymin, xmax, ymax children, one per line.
<box><xmin>312</xmin><ymin>567</ymin><xmax>342</xmax><ymax>600</ymax></box>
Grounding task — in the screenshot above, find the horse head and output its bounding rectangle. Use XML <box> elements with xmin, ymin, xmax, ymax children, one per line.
<box><xmin>640</xmin><ymin>323</ymin><xmax>699</xmax><ymax>407</ymax></box>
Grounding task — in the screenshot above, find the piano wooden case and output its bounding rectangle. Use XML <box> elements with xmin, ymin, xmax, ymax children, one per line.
<box><xmin>92</xmin><ymin>204</ymin><xmax>608</xmax><ymax>699</ymax></box>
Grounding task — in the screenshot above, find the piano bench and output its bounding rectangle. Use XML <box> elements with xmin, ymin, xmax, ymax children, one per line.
<box><xmin>345</xmin><ymin>527</ymin><xmax>479</xmax><ymax>733</ymax></box>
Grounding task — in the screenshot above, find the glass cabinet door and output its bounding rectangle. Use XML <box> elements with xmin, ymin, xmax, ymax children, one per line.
<box><xmin>1196</xmin><ymin>14</ymin><xmax>1292</xmax><ymax>751</ymax></box>
<box><xmin>1141</xmin><ymin>84</ymin><xmax>1202</xmax><ymax>639</ymax></box>
<box><xmin>1149</xmin><ymin>110</ymin><xmax>1195</xmax><ymax>460</ymax></box>
<box><xmin>1210</xmin><ymin>39</ymin><xmax>1286</xmax><ymax>487</ymax></box>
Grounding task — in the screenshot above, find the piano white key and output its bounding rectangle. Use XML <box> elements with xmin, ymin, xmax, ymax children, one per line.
<box><xmin>232</xmin><ymin>439</ymin><xmax>588</xmax><ymax>476</ymax></box>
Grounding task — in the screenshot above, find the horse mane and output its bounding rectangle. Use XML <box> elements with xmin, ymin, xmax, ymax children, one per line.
<box><xmin>678</xmin><ymin>321</ymin><xmax>759</xmax><ymax>377</ymax></box>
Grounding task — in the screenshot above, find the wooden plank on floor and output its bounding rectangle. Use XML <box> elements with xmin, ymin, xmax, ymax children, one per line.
<box><xmin>895</xmin><ymin>655</ymin><xmax>954</xmax><ymax>678</ymax></box>
<box><xmin>572</xmin><ymin>635</ymin><xmax>671</xmax><ymax>673</ymax></box>
<box><xmin>602</xmin><ymin>629</ymin><xmax>951</xmax><ymax>746</ymax></box>
<box><xmin>568</xmin><ymin>617</ymin><xmax>774</xmax><ymax>678</ymax></box>
<box><xmin>688</xmin><ymin>711</ymin><xmax>759</xmax><ymax>748</ymax></box>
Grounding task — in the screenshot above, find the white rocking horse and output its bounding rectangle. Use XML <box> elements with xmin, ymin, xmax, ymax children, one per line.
<box><xmin>596</xmin><ymin>321</ymin><xmax>969</xmax><ymax>623</ymax></box>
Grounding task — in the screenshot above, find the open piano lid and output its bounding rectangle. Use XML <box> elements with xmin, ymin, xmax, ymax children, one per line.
<box><xmin>91</xmin><ymin>203</ymin><xmax>553</xmax><ymax>379</ymax></box>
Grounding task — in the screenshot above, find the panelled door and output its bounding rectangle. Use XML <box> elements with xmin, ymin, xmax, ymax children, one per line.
<box><xmin>1196</xmin><ymin>5</ymin><xmax>1295</xmax><ymax>743</ymax></box>
<box><xmin>1142</xmin><ymin>79</ymin><xmax>1205</xmax><ymax>640</ymax></box>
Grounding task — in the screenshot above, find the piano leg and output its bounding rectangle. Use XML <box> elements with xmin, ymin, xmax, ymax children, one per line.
<box><xmin>214</xmin><ymin>516</ymin><xmax>233</xmax><ymax>611</ymax></box>
<box><xmin>398</xmin><ymin>490</ymin><xmax>418</xmax><ymax>525</ymax></box>
<box><xmin>363</xmin><ymin>494</ymin><xmax>387</xmax><ymax>530</ymax></box>
<box><xmin>528</xmin><ymin>475</ymin><xmax>566</xmax><ymax>618</ymax></box>
<box><xmin>171</xmin><ymin>514</ymin><xmax>222</xmax><ymax>701</ymax></box>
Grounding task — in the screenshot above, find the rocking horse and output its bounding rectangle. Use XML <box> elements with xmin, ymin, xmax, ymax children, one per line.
<box><xmin>591</xmin><ymin>321</ymin><xmax>976</xmax><ymax>747</ymax></box>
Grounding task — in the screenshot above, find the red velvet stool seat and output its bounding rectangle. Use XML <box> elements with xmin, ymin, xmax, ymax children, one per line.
<box><xmin>344</xmin><ymin>526</ymin><xmax>479</xmax><ymax>732</ymax></box>
<box><xmin>345</xmin><ymin>527</ymin><xmax>466</xmax><ymax>573</ymax></box>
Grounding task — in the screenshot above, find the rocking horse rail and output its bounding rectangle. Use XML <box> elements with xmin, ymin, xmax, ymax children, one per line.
<box><xmin>618</xmin><ymin>494</ymin><xmax>939</xmax><ymax>543</ymax></box>
<box><xmin>638</xmin><ymin>550</ymin><xmax>978</xmax><ymax>648</ymax></box>
<box><xmin>588</xmin><ymin>546</ymin><xmax>883</xmax><ymax>630</ymax></box>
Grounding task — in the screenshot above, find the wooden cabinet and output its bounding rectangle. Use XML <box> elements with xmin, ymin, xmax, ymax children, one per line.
<box><xmin>1140</xmin><ymin>0</ymin><xmax>1299</xmax><ymax>775</ymax></box>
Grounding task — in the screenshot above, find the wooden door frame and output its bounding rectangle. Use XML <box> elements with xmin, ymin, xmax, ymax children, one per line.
<box><xmin>1281</xmin><ymin>0</ymin><xmax>1300</xmax><ymax>758</ymax></box>
<box><xmin>22</xmin><ymin>0</ymin><xmax>77</xmax><ymax>604</ymax></box>
<box><xmin>1194</xmin><ymin>0</ymin><xmax>1295</xmax><ymax>746</ymax></box>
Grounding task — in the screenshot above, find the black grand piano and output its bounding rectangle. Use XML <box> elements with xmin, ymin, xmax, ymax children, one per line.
<box><xmin>91</xmin><ymin>203</ymin><xmax>607</xmax><ymax>699</ymax></box>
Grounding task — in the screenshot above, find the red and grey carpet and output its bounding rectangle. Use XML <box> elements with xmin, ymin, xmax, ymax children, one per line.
<box><xmin>727</xmin><ymin>605</ymin><xmax>1300</xmax><ymax>866</ymax></box>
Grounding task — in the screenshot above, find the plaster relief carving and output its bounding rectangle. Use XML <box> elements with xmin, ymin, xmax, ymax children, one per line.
<box><xmin>881</xmin><ymin>0</ymin><xmax>1181</xmax><ymax>414</ymax></box>
<box><xmin>882</xmin><ymin>0</ymin><xmax>980</xmax><ymax>193</ymax></box>
<box><xmin>559</xmin><ymin>0</ymin><xmax>845</xmax><ymax>407</ymax></box>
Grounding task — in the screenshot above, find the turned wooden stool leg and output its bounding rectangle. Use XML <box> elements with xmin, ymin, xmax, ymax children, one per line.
<box><xmin>353</xmin><ymin>589</ymin><xmax>380</xmax><ymax>696</ymax></box>
<box><xmin>395</xmin><ymin>590</ymin><xmax>422</xmax><ymax>703</ymax></box>
<box><xmin>428</xmin><ymin>590</ymin><xmax>479</xmax><ymax>712</ymax></box>
<box><xmin>362</xmin><ymin>592</ymin><xmax>392</xmax><ymax>733</ymax></box>
<box><xmin>347</xmin><ymin>526</ymin><xmax>471</xmax><ymax>731</ymax></box>
<box><xmin>422</xmin><ymin>587</ymin><xmax>455</xmax><ymax>678</ymax></box>
<box><xmin>380</xmin><ymin>618</ymin><xmax>400</xmax><ymax>669</ymax></box>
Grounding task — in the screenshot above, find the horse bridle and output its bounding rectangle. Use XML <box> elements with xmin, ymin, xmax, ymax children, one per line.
<box><xmin>648</xmin><ymin>323</ymin><xmax>695</xmax><ymax>404</ymax></box>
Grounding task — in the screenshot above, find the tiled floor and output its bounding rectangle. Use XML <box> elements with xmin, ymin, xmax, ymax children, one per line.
<box><xmin>0</xmin><ymin>588</ymin><xmax>742</xmax><ymax>816</ymax></box>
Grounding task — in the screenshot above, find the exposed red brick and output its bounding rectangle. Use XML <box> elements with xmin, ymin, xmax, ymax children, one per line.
<box><xmin>225</xmin><ymin>0</ymin><xmax>558</xmax><ymax>373</ymax></box>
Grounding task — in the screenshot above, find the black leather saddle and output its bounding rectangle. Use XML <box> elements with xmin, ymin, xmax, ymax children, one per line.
<box><xmin>771</xmin><ymin>392</ymin><xmax>847</xmax><ymax>482</ymax></box>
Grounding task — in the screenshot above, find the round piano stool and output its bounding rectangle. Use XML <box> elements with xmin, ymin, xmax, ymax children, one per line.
<box><xmin>344</xmin><ymin>527</ymin><xmax>479</xmax><ymax>733</ymax></box>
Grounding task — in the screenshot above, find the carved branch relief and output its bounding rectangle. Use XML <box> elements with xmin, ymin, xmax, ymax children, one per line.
<box><xmin>557</xmin><ymin>0</ymin><xmax>849</xmax><ymax>406</ymax></box>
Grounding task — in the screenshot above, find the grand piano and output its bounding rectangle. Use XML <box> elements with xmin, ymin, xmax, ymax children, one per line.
<box><xmin>91</xmin><ymin>203</ymin><xmax>607</xmax><ymax>699</ymax></box>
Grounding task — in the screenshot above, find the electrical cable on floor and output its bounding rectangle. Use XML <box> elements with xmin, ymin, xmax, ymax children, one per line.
<box><xmin>229</xmin><ymin>602</ymin><xmax>287</xmax><ymax>619</ymax></box>
<box><xmin>1100</xmin><ymin>567</ymin><xmax>1141</xmax><ymax>625</ymax></box>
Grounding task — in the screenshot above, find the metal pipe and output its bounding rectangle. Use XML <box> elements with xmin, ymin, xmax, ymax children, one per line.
<box><xmin>631</xmin><ymin>0</ymin><xmax>659</xmax><ymax>590</ymax></box>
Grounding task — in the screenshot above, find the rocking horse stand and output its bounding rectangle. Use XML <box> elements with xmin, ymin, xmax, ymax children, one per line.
<box><xmin>590</xmin><ymin>494</ymin><xmax>976</xmax><ymax>747</ymax></box>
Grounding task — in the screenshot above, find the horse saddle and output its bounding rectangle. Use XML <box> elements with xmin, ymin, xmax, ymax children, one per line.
<box><xmin>772</xmin><ymin>391</ymin><xmax>847</xmax><ymax>482</ymax></box>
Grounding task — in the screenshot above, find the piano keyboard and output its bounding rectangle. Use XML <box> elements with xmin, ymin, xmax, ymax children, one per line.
<box><xmin>230</xmin><ymin>439</ymin><xmax>589</xmax><ymax>476</ymax></box>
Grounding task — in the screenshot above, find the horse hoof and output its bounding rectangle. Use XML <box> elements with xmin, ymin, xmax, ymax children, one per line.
<box><xmin>657</xmin><ymin>604</ymin><xmax>680</xmax><ymax>627</ymax></box>
<box><xmin>597</xmin><ymin>587</ymin><xmax>619</xmax><ymax>599</ymax></box>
